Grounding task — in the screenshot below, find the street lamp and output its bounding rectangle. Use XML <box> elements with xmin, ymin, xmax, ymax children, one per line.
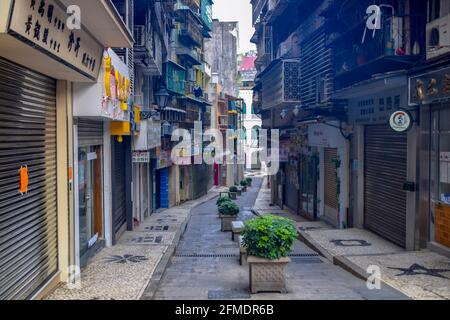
<box><xmin>155</xmin><ymin>85</ymin><xmax>170</xmax><ymax>110</ymax></box>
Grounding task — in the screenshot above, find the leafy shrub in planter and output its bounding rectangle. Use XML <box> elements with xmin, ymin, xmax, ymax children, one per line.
<box><xmin>218</xmin><ymin>201</ymin><xmax>240</xmax><ymax>216</ymax></box>
<box><xmin>240</xmin><ymin>180</ymin><xmax>248</xmax><ymax>187</ymax></box>
<box><xmin>242</xmin><ymin>215</ymin><xmax>297</xmax><ymax>260</ymax></box>
<box><xmin>217</xmin><ymin>196</ymin><xmax>232</xmax><ymax>206</ymax></box>
<box><xmin>229</xmin><ymin>186</ymin><xmax>238</xmax><ymax>193</ymax></box>
<box><xmin>246</xmin><ymin>177</ymin><xmax>253</xmax><ymax>184</ymax></box>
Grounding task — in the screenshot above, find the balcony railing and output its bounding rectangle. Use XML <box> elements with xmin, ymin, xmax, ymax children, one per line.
<box><xmin>201</xmin><ymin>0</ymin><xmax>213</xmax><ymax>31</ymax></box>
<box><xmin>260</xmin><ymin>59</ymin><xmax>301</xmax><ymax>110</ymax></box>
<box><xmin>334</xmin><ymin>15</ymin><xmax>422</xmax><ymax>79</ymax></box>
<box><xmin>176</xmin><ymin>47</ymin><xmax>202</xmax><ymax>66</ymax></box>
<box><xmin>176</xmin><ymin>7</ymin><xmax>204</xmax><ymax>47</ymax></box>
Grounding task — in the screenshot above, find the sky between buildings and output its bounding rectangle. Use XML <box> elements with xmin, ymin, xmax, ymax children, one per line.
<box><xmin>213</xmin><ymin>0</ymin><xmax>256</xmax><ymax>53</ymax></box>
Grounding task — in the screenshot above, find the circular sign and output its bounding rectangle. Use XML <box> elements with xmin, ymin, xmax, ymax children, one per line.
<box><xmin>389</xmin><ymin>110</ymin><xmax>412</xmax><ymax>132</ymax></box>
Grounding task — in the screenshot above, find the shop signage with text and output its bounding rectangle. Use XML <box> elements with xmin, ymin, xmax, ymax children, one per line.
<box><xmin>8</xmin><ymin>0</ymin><xmax>103</xmax><ymax>79</ymax></box>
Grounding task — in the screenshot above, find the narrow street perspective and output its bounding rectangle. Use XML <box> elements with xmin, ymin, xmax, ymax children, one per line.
<box><xmin>1</xmin><ymin>0</ymin><xmax>450</xmax><ymax>304</ymax></box>
<box><xmin>146</xmin><ymin>175</ymin><xmax>407</xmax><ymax>300</ymax></box>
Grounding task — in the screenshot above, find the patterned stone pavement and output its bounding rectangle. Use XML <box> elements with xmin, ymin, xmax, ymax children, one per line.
<box><xmin>252</xmin><ymin>177</ymin><xmax>450</xmax><ymax>300</ymax></box>
<box><xmin>149</xmin><ymin>176</ymin><xmax>407</xmax><ymax>300</ymax></box>
<box><xmin>46</xmin><ymin>189</ymin><xmax>223</xmax><ymax>300</ymax></box>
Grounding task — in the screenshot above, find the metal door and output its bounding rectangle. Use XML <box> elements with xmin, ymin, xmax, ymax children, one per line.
<box><xmin>112</xmin><ymin>139</ymin><xmax>126</xmax><ymax>239</ymax></box>
<box><xmin>0</xmin><ymin>58</ymin><xmax>57</xmax><ymax>299</ymax></box>
<box><xmin>284</xmin><ymin>159</ymin><xmax>299</xmax><ymax>213</ymax></box>
<box><xmin>364</xmin><ymin>124</ymin><xmax>407</xmax><ymax>248</ymax></box>
<box><xmin>324</xmin><ymin>148</ymin><xmax>339</xmax><ymax>226</ymax></box>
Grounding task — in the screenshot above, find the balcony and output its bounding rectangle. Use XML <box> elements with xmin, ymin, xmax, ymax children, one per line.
<box><xmin>260</xmin><ymin>59</ymin><xmax>301</xmax><ymax>110</ymax></box>
<box><xmin>176</xmin><ymin>47</ymin><xmax>202</xmax><ymax>66</ymax></box>
<box><xmin>332</xmin><ymin>14</ymin><xmax>423</xmax><ymax>89</ymax></box>
<box><xmin>165</xmin><ymin>60</ymin><xmax>186</xmax><ymax>96</ymax></box>
<box><xmin>251</xmin><ymin>0</ymin><xmax>269</xmax><ymax>25</ymax></box>
<box><xmin>201</xmin><ymin>0</ymin><xmax>213</xmax><ymax>32</ymax></box>
<box><xmin>176</xmin><ymin>5</ymin><xmax>204</xmax><ymax>47</ymax></box>
<box><xmin>134</xmin><ymin>25</ymin><xmax>162</xmax><ymax>76</ymax></box>
<box><xmin>265</xmin><ymin>0</ymin><xmax>300</xmax><ymax>25</ymax></box>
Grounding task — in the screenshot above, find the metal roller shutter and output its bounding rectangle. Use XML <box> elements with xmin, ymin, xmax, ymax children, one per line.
<box><xmin>112</xmin><ymin>140</ymin><xmax>126</xmax><ymax>237</ymax></box>
<box><xmin>0</xmin><ymin>58</ymin><xmax>58</xmax><ymax>299</ymax></box>
<box><xmin>324</xmin><ymin>148</ymin><xmax>338</xmax><ymax>225</ymax></box>
<box><xmin>77</xmin><ymin>119</ymin><xmax>104</xmax><ymax>147</ymax></box>
<box><xmin>192</xmin><ymin>164</ymin><xmax>209</xmax><ymax>200</ymax></box>
<box><xmin>285</xmin><ymin>159</ymin><xmax>299</xmax><ymax>213</ymax></box>
<box><xmin>364</xmin><ymin>124</ymin><xmax>407</xmax><ymax>248</ymax></box>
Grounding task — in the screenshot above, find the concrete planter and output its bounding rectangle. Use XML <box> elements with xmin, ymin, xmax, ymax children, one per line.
<box><xmin>247</xmin><ymin>256</ymin><xmax>291</xmax><ymax>294</ymax></box>
<box><xmin>237</xmin><ymin>189</ymin><xmax>242</xmax><ymax>196</ymax></box>
<box><xmin>247</xmin><ymin>181</ymin><xmax>252</xmax><ymax>187</ymax></box>
<box><xmin>241</xmin><ymin>186</ymin><xmax>247</xmax><ymax>192</ymax></box>
<box><xmin>229</xmin><ymin>192</ymin><xmax>237</xmax><ymax>200</ymax></box>
<box><xmin>219</xmin><ymin>215</ymin><xmax>238</xmax><ymax>231</ymax></box>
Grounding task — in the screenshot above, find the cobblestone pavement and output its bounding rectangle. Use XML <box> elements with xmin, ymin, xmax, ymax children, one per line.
<box><xmin>150</xmin><ymin>176</ymin><xmax>408</xmax><ymax>300</ymax></box>
<box><xmin>47</xmin><ymin>190</ymin><xmax>223</xmax><ymax>300</ymax></box>
<box><xmin>256</xmin><ymin>178</ymin><xmax>450</xmax><ymax>300</ymax></box>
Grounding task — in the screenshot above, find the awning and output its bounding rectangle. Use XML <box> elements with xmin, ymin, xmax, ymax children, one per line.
<box><xmin>60</xmin><ymin>0</ymin><xmax>133</xmax><ymax>48</ymax></box>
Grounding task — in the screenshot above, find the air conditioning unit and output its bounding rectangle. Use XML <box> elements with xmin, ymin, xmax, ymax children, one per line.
<box><xmin>427</xmin><ymin>0</ymin><xmax>450</xmax><ymax>60</ymax></box>
<box><xmin>134</xmin><ymin>25</ymin><xmax>146</xmax><ymax>47</ymax></box>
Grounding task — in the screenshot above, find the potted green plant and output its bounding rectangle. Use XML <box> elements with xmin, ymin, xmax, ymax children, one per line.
<box><xmin>246</xmin><ymin>177</ymin><xmax>253</xmax><ymax>187</ymax></box>
<box><xmin>218</xmin><ymin>201</ymin><xmax>240</xmax><ymax>231</ymax></box>
<box><xmin>242</xmin><ymin>215</ymin><xmax>297</xmax><ymax>294</ymax></box>
<box><xmin>229</xmin><ymin>186</ymin><xmax>238</xmax><ymax>199</ymax></box>
<box><xmin>216</xmin><ymin>196</ymin><xmax>232</xmax><ymax>207</ymax></box>
<box><xmin>240</xmin><ymin>179</ymin><xmax>248</xmax><ymax>192</ymax></box>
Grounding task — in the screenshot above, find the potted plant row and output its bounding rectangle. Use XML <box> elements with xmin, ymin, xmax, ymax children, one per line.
<box><xmin>229</xmin><ymin>185</ymin><xmax>238</xmax><ymax>199</ymax></box>
<box><xmin>240</xmin><ymin>180</ymin><xmax>248</xmax><ymax>192</ymax></box>
<box><xmin>218</xmin><ymin>200</ymin><xmax>240</xmax><ymax>232</ymax></box>
<box><xmin>246</xmin><ymin>177</ymin><xmax>253</xmax><ymax>187</ymax></box>
<box><xmin>241</xmin><ymin>215</ymin><xmax>297</xmax><ymax>294</ymax></box>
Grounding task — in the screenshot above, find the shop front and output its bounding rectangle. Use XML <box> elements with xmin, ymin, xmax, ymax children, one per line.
<box><xmin>410</xmin><ymin>66</ymin><xmax>450</xmax><ymax>255</ymax></box>
<box><xmin>307</xmin><ymin>121</ymin><xmax>349</xmax><ymax>228</ymax></box>
<box><xmin>0</xmin><ymin>0</ymin><xmax>132</xmax><ymax>298</ymax></box>
<box><xmin>73</xmin><ymin>48</ymin><xmax>133</xmax><ymax>256</ymax></box>
<box><xmin>336</xmin><ymin>73</ymin><xmax>418</xmax><ymax>249</ymax></box>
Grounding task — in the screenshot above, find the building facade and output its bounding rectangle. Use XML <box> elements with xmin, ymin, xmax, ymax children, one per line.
<box><xmin>205</xmin><ymin>20</ymin><xmax>244</xmax><ymax>187</ymax></box>
<box><xmin>0</xmin><ymin>0</ymin><xmax>132</xmax><ymax>299</ymax></box>
<box><xmin>251</xmin><ymin>0</ymin><xmax>450</xmax><ymax>255</ymax></box>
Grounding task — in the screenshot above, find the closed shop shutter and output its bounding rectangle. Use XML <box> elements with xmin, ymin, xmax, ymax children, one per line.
<box><xmin>77</xmin><ymin>119</ymin><xmax>103</xmax><ymax>147</ymax></box>
<box><xmin>112</xmin><ymin>140</ymin><xmax>126</xmax><ymax>237</ymax></box>
<box><xmin>364</xmin><ymin>124</ymin><xmax>407</xmax><ymax>248</ymax></box>
<box><xmin>324</xmin><ymin>148</ymin><xmax>339</xmax><ymax>226</ymax></box>
<box><xmin>285</xmin><ymin>159</ymin><xmax>299</xmax><ymax>213</ymax></box>
<box><xmin>0</xmin><ymin>58</ymin><xmax>58</xmax><ymax>299</ymax></box>
<box><xmin>192</xmin><ymin>164</ymin><xmax>209</xmax><ymax>200</ymax></box>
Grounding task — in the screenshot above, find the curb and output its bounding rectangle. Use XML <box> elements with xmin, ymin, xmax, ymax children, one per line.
<box><xmin>140</xmin><ymin>192</ymin><xmax>219</xmax><ymax>300</ymax></box>
<box><xmin>297</xmin><ymin>230</ymin><xmax>334</xmax><ymax>261</ymax></box>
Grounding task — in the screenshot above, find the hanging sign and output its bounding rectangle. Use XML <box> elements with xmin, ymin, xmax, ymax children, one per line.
<box><xmin>132</xmin><ymin>151</ymin><xmax>150</xmax><ymax>163</ymax></box>
<box><xmin>389</xmin><ymin>110</ymin><xmax>412</xmax><ymax>132</ymax></box>
<box><xmin>8</xmin><ymin>0</ymin><xmax>103</xmax><ymax>80</ymax></box>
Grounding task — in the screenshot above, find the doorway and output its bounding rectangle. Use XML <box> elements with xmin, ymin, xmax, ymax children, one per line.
<box><xmin>78</xmin><ymin>146</ymin><xmax>103</xmax><ymax>261</ymax></box>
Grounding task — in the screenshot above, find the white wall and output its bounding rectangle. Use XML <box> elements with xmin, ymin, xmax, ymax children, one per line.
<box><xmin>309</xmin><ymin>122</ymin><xmax>349</xmax><ymax>228</ymax></box>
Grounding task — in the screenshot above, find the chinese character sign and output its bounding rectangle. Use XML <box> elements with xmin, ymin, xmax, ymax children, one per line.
<box><xmin>8</xmin><ymin>0</ymin><xmax>102</xmax><ymax>80</ymax></box>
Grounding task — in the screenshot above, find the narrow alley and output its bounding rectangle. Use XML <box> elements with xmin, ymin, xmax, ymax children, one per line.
<box><xmin>146</xmin><ymin>177</ymin><xmax>407</xmax><ymax>300</ymax></box>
